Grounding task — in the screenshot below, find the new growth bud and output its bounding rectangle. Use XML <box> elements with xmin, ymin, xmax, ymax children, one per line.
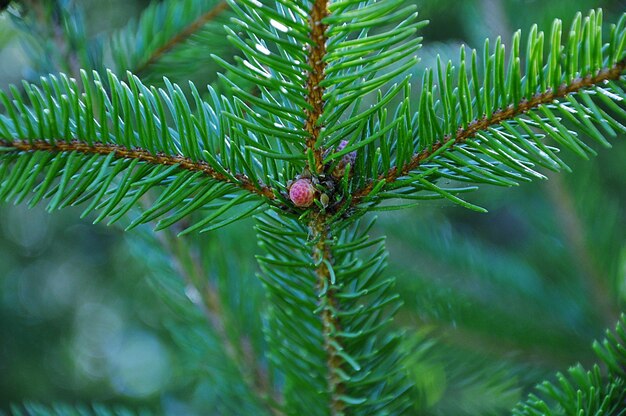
<box><xmin>289</xmin><ymin>178</ymin><xmax>316</xmax><ymax>207</ymax></box>
<box><xmin>332</xmin><ymin>140</ymin><xmax>357</xmax><ymax>178</ymax></box>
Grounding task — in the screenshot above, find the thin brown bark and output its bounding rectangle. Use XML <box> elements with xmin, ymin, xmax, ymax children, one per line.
<box><xmin>304</xmin><ymin>0</ymin><xmax>330</xmax><ymax>173</ymax></box>
<box><xmin>352</xmin><ymin>58</ymin><xmax>626</xmax><ymax>205</ymax></box>
<box><xmin>0</xmin><ymin>139</ymin><xmax>275</xmax><ymax>199</ymax></box>
<box><xmin>310</xmin><ymin>216</ymin><xmax>345</xmax><ymax>415</ymax></box>
<box><xmin>303</xmin><ymin>3</ymin><xmax>347</xmax><ymax>412</ymax></box>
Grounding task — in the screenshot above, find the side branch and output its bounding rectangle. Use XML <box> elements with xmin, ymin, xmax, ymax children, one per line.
<box><xmin>134</xmin><ymin>1</ymin><xmax>230</xmax><ymax>75</ymax></box>
<box><xmin>352</xmin><ymin>58</ymin><xmax>626</xmax><ymax>204</ymax></box>
<box><xmin>310</xmin><ymin>216</ymin><xmax>345</xmax><ymax>415</ymax></box>
<box><xmin>304</xmin><ymin>0</ymin><xmax>329</xmax><ymax>172</ymax></box>
<box><xmin>0</xmin><ymin>139</ymin><xmax>275</xmax><ymax>199</ymax></box>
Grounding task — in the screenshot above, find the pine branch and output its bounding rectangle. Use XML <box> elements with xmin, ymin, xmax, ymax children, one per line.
<box><xmin>216</xmin><ymin>0</ymin><xmax>421</xmax><ymax>186</ymax></box>
<box><xmin>337</xmin><ymin>8</ymin><xmax>626</xmax><ymax>215</ymax></box>
<box><xmin>257</xmin><ymin>213</ymin><xmax>413</xmax><ymax>415</ymax></box>
<box><xmin>133</xmin><ymin>1</ymin><xmax>230</xmax><ymax>76</ymax></box>
<box><xmin>304</xmin><ymin>0</ymin><xmax>329</xmax><ymax>173</ymax></box>
<box><xmin>355</xmin><ymin>58</ymin><xmax>626</xmax><ymax>203</ymax></box>
<box><xmin>0</xmin><ymin>70</ymin><xmax>275</xmax><ymax>232</ymax></box>
<box><xmin>215</xmin><ymin>0</ymin><xmax>313</xmax><ymax>177</ymax></box>
<box><xmin>353</xmin><ymin>57</ymin><xmax>626</xmax><ymax>204</ymax></box>
<box><xmin>257</xmin><ymin>214</ymin><xmax>329</xmax><ymax>415</ymax></box>
<box><xmin>3</xmin><ymin>2</ymin><xmax>626</xmax><ymax>414</ymax></box>
<box><xmin>513</xmin><ymin>314</ymin><xmax>626</xmax><ymax>415</ymax></box>
<box><xmin>0</xmin><ymin>139</ymin><xmax>274</xmax><ymax>199</ymax></box>
<box><xmin>110</xmin><ymin>0</ymin><xmax>232</xmax><ymax>83</ymax></box>
<box><xmin>301</xmin><ymin>15</ymin><xmax>349</xmax><ymax>410</ymax></box>
<box><xmin>310</xmin><ymin>216</ymin><xmax>345</xmax><ymax>415</ymax></box>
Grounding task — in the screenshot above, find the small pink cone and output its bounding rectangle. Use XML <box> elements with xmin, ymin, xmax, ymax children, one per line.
<box><xmin>289</xmin><ymin>178</ymin><xmax>316</xmax><ymax>207</ymax></box>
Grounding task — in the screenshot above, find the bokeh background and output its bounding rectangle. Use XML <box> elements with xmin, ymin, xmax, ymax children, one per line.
<box><xmin>0</xmin><ymin>0</ymin><xmax>625</xmax><ymax>414</ymax></box>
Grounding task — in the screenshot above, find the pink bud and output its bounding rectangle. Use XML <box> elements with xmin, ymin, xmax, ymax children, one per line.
<box><xmin>289</xmin><ymin>178</ymin><xmax>316</xmax><ymax>207</ymax></box>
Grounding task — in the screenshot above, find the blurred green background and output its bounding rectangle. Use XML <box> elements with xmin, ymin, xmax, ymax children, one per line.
<box><xmin>0</xmin><ymin>0</ymin><xmax>625</xmax><ymax>414</ymax></box>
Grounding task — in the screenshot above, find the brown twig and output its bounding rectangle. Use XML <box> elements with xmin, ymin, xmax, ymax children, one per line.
<box><xmin>303</xmin><ymin>0</ymin><xmax>330</xmax><ymax>173</ymax></box>
<box><xmin>310</xmin><ymin>215</ymin><xmax>345</xmax><ymax>415</ymax></box>
<box><xmin>1</xmin><ymin>139</ymin><xmax>275</xmax><ymax>199</ymax></box>
<box><xmin>351</xmin><ymin>58</ymin><xmax>626</xmax><ymax>205</ymax></box>
<box><xmin>134</xmin><ymin>1</ymin><xmax>230</xmax><ymax>75</ymax></box>
<box><xmin>302</xmin><ymin>2</ymin><xmax>346</xmax><ymax>409</ymax></box>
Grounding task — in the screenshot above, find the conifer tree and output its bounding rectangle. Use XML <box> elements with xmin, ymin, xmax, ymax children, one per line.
<box><xmin>0</xmin><ymin>0</ymin><xmax>625</xmax><ymax>415</ymax></box>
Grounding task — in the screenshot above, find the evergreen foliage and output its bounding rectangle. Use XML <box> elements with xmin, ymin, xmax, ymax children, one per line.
<box><xmin>0</xmin><ymin>69</ymin><xmax>267</xmax><ymax>233</ymax></box>
<box><xmin>257</xmin><ymin>214</ymin><xmax>411</xmax><ymax>414</ymax></box>
<box><xmin>513</xmin><ymin>314</ymin><xmax>626</xmax><ymax>415</ymax></box>
<box><xmin>109</xmin><ymin>0</ymin><xmax>231</xmax><ymax>84</ymax></box>
<box><xmin>0</xmin><ymin>0</ymin><xmax>625</xmax><ymax>415</ymax></box>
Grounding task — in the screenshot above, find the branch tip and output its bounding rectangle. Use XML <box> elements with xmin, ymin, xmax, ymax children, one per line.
<box><xmin>351</xmin><ymin>57</ymin><xmax>626</xmax><ymax>205</ymax></box>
